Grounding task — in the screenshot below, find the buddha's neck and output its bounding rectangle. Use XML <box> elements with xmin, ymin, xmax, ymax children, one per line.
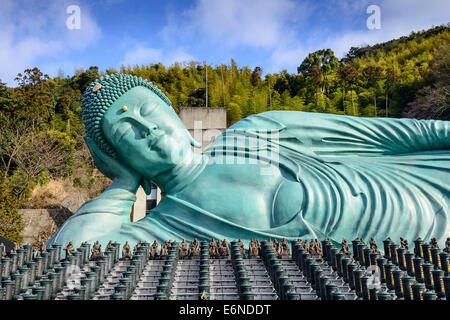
<box><xmin>152</xmin><ymin>151</ymin><xmax>207</xmax><ymax>195</ymax></box>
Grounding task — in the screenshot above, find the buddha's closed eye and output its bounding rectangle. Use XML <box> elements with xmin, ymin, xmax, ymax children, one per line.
<box><xmin>140</xmin><ymin>100</ymin><xmax>158</xmax><ymax>117</ymax></box>
<box><xmin>116</xmin><ymin>121</ymin><xmax>132</xmax><ymax>142</ymax></box>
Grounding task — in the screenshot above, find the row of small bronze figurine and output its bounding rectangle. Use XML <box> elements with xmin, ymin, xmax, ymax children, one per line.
<box><xmin>61</xmin><ymin>240</ymin><xmax>146</xmax><ymax>262</ymax></box>
<box><xmin>155</xmin><ymin>238</ymin><xmax>293</xmax><ymax>259</ymax></box>
<box><xmin>299</xmin><ymin>236</ymin><xmax>450</xmax><ymax>260</ymax></box>
<box><xmin>7</xmin><ymin>235</ymin><xmax>449</xmax><ymax>263</ymax></box>
<box><xmin>53</xmin><ymin>236</ymin><xmax>450</xmax><ymax>262</ymax></box>
<box><xmin>58</xmin><ymin>238</ymin><xmax>292</xmax><ymax>261</ymax></box>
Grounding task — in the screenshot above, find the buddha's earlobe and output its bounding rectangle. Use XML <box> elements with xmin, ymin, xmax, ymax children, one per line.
<box><xmin>141</xmin><ymin>178</ymin><xmax>152</xmax><ymax>195</ymax></box>
<box><xmin>189</xmin><ymin>136</ymin><xmax>202</xmax><ymax>148</ymax></box>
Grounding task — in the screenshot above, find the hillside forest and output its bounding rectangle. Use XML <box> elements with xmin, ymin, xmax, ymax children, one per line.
<box><xmin>0</xmin><ymin>25</ymin><xmax>449</xmax><ymax>244</ymax></box>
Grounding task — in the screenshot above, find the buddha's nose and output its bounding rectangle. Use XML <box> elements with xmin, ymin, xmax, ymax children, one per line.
<box><xmin>143</xmin><ymin>123</ymin><xmax>159</xmax><ymax>137</ymax></box>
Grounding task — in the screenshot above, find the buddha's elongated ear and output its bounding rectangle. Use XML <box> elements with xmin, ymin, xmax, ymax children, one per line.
<box><xmin>189</xmin><ymin>135</ymin><xmax>202</xmax><ymax>148</ymax></box>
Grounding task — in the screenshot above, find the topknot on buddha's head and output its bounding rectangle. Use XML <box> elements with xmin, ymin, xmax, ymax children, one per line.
<box><xmin>81</xmin><ymin>73</ymin><xmax>172</xmax><ymax>159</ymax></box>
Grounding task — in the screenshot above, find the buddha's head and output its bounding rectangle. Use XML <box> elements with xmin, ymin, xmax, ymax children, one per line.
<box><xmin>81</xmin><ymin>73</ymin><xmax>199</xmax><ymax>179</ymax></box>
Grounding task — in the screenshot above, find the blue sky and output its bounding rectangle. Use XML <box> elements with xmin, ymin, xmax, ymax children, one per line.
<box><xmin>1</xmin><ymin>0</ymin><xmax>449</xmax><ymax>86</ymax></box>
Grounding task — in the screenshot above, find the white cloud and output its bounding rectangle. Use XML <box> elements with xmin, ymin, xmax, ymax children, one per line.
<box><xmin>269</xmin><ymin>46</ymin><xmax>305</xmax><ymax>73</ymax></box>
<box><xmin>158</xmin><ymin>0</ymin><xmax>313</xmax><ymax>74</ymax></box>
<box><xmin>381</xmin><ymin>0</ymin><xmax>450</xmax><ymax>33</ymax></box>
<box><xmin>323</xmin><ymin>30</ymin><xmax>388</xmax><ymax>59</ymax></box>
<box><xmin>186</xmin><ymin>0</ymin><xmax>294</xmax><ymax>47</ymax></box>
<box><xmin>268</xmin><ymin>0</ymin><xmax>450</xmax><ymax>72</ymax></box>
<box><xmin>0</xmin><ymin>0</ymin><xmax>100</xmax><ymax>86</ymax></box>
<box><xmin>169</xmin><ymin>49</ymin><xmax>196</xmax><ymax>65</ymax></box>
<box><xmin>163</xmin><ymin>0</ymin><xmax>310</xmax><ymax>49</ymax></box>
<box><xmin>121</xmin><ymin>46</ymin><xmax>163</xmax><ymax>66</ymax></box>
<box><xmin>120</xmin><ymin>45</ymin><xmax>195</xmax><ymax>67</ymax></box>
<box><xmin>323</xmin><ymin>0</ymin><xmax>450</xmax><ymax>59</ymax></box>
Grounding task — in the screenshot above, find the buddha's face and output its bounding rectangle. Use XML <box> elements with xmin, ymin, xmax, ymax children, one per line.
<box><xmin>102</xmin><ymin>86</ymin><xmax>193</xmax><ymax>179</ymax></box>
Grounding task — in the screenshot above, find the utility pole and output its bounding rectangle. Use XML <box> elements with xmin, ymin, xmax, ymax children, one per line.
<box><xmin>268</xmin><ymin>77</ymin><xmax>272</xmax><ymax>110</ymax></box>
<box><xmin>221</xmin><ymin>65</ymin><xmax>225</xmax><ymax>108</ymax></box>
<box><xmin>204</xmin><ymin>61</ymin><xmax>208</xmax><ymax>108</ymax></box>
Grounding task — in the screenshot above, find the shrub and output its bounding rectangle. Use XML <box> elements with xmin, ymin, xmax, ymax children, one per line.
<box><xmin>0</xmin><ymin>173</ymin><xmax>23</xmax><ymax>245</ymax></box>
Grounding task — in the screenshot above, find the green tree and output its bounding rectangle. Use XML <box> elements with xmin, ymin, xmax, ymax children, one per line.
<box><xmin>72</xmin><ymin>66</ymin><xmax>102</xmax><ymax>93</ymax></box>
<box><xmin>362</xmin><ymin>65</ymin><xmax>384</xmax><ymax>116</ymax></box>
<box><xmin>13</xmin><ymin>68</ymin><xmax>51</xmax><ymax>125</ymax></box>
<box><xmin>0</xmin><ymin>113</ymin><xmax>76</xmax><ymax>200</ymax></box>
<box><xmin>0</xmin><ymin>80</ymin><xmax>21</xmax><ymax>116</ymax></box>
<box><xmin>337</xmin><ymin>65</ymin><xmax>359</xmax><ymax>114</ymax></box>
<box><xmin>226</xmin><ymin>99</ymin><xmax>242</xmax><ymax>126</ymax></box>
<box><xmin>384</xmin><ymin>67</ymin><xmax>396</xmax><ymax>117</ymax></box>
<box><xmin>298</xmin><ymin>49</ymin><xmax>339</xmax><ymax>96</ymax></box>
<box><xmin>308</xmin><ymin>65</ymin><xmax>324</xmax><ymax>109</ymax></box>
<box><xmin>404</xmin><ymin>45</ymin><xmax>450</xmax><ymax>120</ymax></box>
<box><xmin>251</xmin><ymin>67</ymin><xmax>263</xmax><ymax>87</ymax></box>
<box><xmin>273</xmin><ymin>70</ymin><xmax>290</xmax><ymax>95</ymax></box>
<box><xmin>0</xmin><ymin>173</ymin><xmax>23</xmax><ymax>244</ymax></box>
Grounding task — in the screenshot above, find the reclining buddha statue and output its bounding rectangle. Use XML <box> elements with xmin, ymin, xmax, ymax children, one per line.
<box><xmin>47</xmin><ymin>73</ymin><xmax>449</xmax><ymax>250</ymax></box>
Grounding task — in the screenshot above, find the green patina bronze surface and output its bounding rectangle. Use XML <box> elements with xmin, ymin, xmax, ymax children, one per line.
<box><xmin>47</xmin><ymin>74</ymin><xmax>450</xmax><ymax>250</ymax></box>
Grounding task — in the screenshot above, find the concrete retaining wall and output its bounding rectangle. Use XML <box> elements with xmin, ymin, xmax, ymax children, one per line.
<box><xmin>179</xmin><ymin>107</ymin><xmax>227</xmax><ymax>153</ymax></box>
<box><xmin>20</xmin><ymin>208</ymin><xmax>72</xmax><ymax>245</ymax></box>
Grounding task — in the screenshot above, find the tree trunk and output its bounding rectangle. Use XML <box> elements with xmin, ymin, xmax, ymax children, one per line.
<box><xmin>268</xmin><ymin>79</ymin><xmax>272</xmax><ymax>110</ymax></box>
<box><xmin>351</xmin><ymin>89</ymin><xmax>355</xmax><ymax>115</ymax></box>
<box><xmin>315</xmin><ymin>87</ymin><xmax>318</xmax><ymax>108</ymax></box>
<box><xmin>321</xmin><ymin>86</ymin><xmax>325</xmax><ymax>111</ymax></box>
<box><xmin>342</xmin><ymin>86</ymin><xmax>346</xmax><ymax>114</ymax></box>
<box><xmin>374</xmin><ymin>91</ymin><xmax>377</xmax><ymax>117</ymax></box>
<box><xmin>252</xmin><ymin>89</ymin><xmax>256</xmax><ymax>113</ymax></box>
<box><xmin>385</xmin><ymin>91</ymin><xmax>389</xmax><ymax>117</ymax></box>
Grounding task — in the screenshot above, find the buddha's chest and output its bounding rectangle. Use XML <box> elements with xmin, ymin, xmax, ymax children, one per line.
<box><xmin>178</xmin><ymin>163</ymin><xmax>304</xmax><ymax>229</ymax></box>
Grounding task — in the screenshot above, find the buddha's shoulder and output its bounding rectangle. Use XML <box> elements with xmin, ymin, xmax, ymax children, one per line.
<box><xmin>227</xmin><ymin>111</ymin><xmax>289</xmax><ymax>131</ymax></box>
<box><xmin>228</xmin><ymin>110</ymin><xmax>331</xmax><ymax>132</ymax></box>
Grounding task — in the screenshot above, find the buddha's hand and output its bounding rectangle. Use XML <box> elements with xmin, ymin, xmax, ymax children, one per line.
<box><xmin>84</xmin><ymin>135</ymin><xmax>141</xmax><ymax>193</ymax></box>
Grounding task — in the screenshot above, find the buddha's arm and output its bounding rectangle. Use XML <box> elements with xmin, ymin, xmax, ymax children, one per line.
<box><xmin>47</xmin><ymin>181</ymin><xmax>135</xmax><ymax>247</ymax></box>
<box><xmin>243</xmin><ymin>111</ymin><xmax>449</xmax><ymax>157</ymax></box>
